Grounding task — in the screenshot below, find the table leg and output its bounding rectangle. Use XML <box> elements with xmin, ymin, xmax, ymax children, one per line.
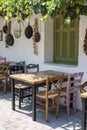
<box><xmin>21</xmin><ymin>66</ymin><xmax>25</xmax><ymax>73</ymax></box>
<box><xmin>11</xmin><ymin>78</ymin><xmax>15</xmax><ymax>110</ymax></box>
<box><xmin>32</xmin><ymin>85</ymin><xmax>36</xmax><ymax>121</ymax></box>
<box><xmin>82</xmin><ymin>98</ymin><xmax>86</xmax><ymax>130</ymax></box>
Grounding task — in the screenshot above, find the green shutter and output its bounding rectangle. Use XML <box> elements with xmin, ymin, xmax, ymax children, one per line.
<box><xmin>53</xmin><ymin>16</ymin><xmax>79</xmax><ymax>65</ymax></box>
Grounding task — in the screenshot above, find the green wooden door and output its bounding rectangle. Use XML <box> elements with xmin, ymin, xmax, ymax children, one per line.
<box><xmin>53</xmin><ymin>16</ymin><xmax>79</xmax><ymax>65</ymax></box>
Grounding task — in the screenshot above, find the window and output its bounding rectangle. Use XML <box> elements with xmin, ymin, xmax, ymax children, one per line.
<box><xmin>53</xmin><ymin>16</ymin><xmax>79</xmax><ymax>65</ymax></box>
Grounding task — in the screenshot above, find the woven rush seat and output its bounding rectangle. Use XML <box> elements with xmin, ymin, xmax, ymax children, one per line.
<box><xmin>15</xmin><ymin>84</ymin><xmax>29</xmax><ymax>89</ymax></box>
<box><xmin>61</xmin><ymin>87</ymin><xmax>76</xmax><ymax>94</ymax></box>
<box><xmin>36</xmin><ymin>90</ymin><xmax>61</xmax><ymax>99</ymax></box>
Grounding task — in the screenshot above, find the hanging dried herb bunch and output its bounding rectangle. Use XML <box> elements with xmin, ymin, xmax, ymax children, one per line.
<box><xmin>32</xmin><ymin>18</ymin><xmax>39</xmax><ymax>55</ymax></box>
<box><xmin>83</xmin><ymin>29</ymin><xmax>87</xmax><ymax>55</ymax></box>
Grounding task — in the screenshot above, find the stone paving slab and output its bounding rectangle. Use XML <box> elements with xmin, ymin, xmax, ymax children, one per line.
<box><xmin>0</xmin><ymin>91</ymin><xmax>82</xmax><ymax>130</ymax></box>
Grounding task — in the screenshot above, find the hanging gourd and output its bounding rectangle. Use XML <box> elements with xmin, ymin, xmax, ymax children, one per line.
<box><xmin>13</xmin><ymin>20</ymin><xmax>22</xmax><ymax>38</ymax></box>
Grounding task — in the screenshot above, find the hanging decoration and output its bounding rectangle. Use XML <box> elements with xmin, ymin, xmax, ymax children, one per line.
<box><xmin>25</xmin><ymin>20</ymin><xmax>33</xmax><ymax>39</ymax></box>
<box><xmin>32</xmin><ymin>18</ymin><xmax>40</xmax><ymax>55</ymax></box>
<box><xmin>83</xmin><ymin>29</ymin><xmax>87</xmax><ymax>55</ymax></box>
<box><xmin>13</xmin><ymin>20</ymin><xmax>22</xmax><ymax>38</ymax></box>
<box><xmin>5</xmin><ymin>21</ymin><xmax>14</xmax><ymax>47</ymax></box>
<box><xmin>4</xmin><ymin>21</ymin><xmax>9</xmax><ymax>48</ymax></box>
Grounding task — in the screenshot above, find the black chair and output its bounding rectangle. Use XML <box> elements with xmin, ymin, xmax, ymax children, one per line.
<box><xmin>26</xmin><ymin>64</ymin><xmax>39</xmax><ymax>73</ymax></box>
<box><xmin>15</xmin><ymin>64</ymin><xmax>39</xmax><ymax>109</ymax></box>
<box><xmin>8</xmin><ymin>61</ymin><xmax>25</xmax><ymax>90</ymax></box>
<box><xmin>9</xmin><ymin>61</ymin><xmax>25</xmax><ymax>74</ymax></box>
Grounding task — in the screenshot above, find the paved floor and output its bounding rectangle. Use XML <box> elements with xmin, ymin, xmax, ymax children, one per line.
<box><xmin>0</xmin><ymin>91</ymin><xmax>82</xmax><ymax>130</ymax></box>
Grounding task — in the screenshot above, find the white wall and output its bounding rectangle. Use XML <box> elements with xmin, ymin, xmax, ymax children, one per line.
<box><xmin>0</xmin><ymin>14</ymin><xmax>44</xmax><ymax>65</ymax></box>
<box><xmin>0</xmin><ymin>15</ymin><xmax>87</xmax><ymax>110</ymax></box>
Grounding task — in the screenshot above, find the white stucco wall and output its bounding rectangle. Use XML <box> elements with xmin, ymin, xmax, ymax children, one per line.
<box><xmin>0</xmin><ymin>15</ymin><xmax>87</xmax><ymax>110</ymax></box>
<box><xmin>0</xmin><ymin>14</ymin><xmax>44</xmax><ymax>65</ymax></box>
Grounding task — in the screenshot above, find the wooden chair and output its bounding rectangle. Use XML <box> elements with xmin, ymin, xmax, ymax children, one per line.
<box><xmin>0</xmin><ymin>62</ymin><xmax>9</xmax><ymax>93</ymax></box>
<box><xmin>79</xmin><ymin>81</ymin><xmax>87</xmax><ymax>93</ymax></box>
<box><xmin>79</xmin><ymin>81</ymin><xmax>87</xmax><ymax>130</ymax></box>
<box><xmin>0</xmin><ymin>56</ymin><xmax>6</xmax><ymax>62</ymax></box>
<box><xmin>60</xmin><ymin>72</ymin><xmax>84</xmax><ymax>115</ymax></box>
<box><xmin>36</xmin><ymin>74</ymin><xmax>64</xmax><ymax>122</ymax></box>
<box><xmin>15</xmin><ymin>64</ymin><xmax>39</xmax><ymax>109</ymax></box>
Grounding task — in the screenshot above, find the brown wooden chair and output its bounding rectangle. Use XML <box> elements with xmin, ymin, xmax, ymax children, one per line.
<box><xmin>79</xmin><ymin>81</ymin><xmax>87</xmax><ymax>94</ymax></box>
<box><xmin>0</xmin><ymin>62</ymin><xmax>9</xmax><ymax>93</ymax></box>
<box><xmin>36</xmin><ymin>74</ymin><xmax>64</xmax><ymax>122</ymax></box>
<box><xmin>79</xmin><ymin>81</ymin><xmax>87</xmax><ymax>130</ymax></box>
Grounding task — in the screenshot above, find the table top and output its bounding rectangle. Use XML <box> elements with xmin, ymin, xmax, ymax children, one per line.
<box><xmin>81</xmin><ymin>92</ymin><xmax>87</xmax><ymax>98</ymax></box>
<box><xmin>10</xmin><ymin>70</ymin><xmax>68</xmax><ymax>84</ymax></box>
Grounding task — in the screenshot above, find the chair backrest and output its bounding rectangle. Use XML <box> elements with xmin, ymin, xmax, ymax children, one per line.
<box><xmin>26</xmin><ymin>64</ymin><xmax>39</xmax><ymax>73</ymax></box>
<box><xmin>16</xmin><ymin>61</ymin><xmax>25</xmax><ymax>72</ymax></box>
<box><xmin>67</xmin><ymin>72</ymin><xmax>84</xmax><ymax>94</ymax></box>
<box><xmin>0</xmin><ymin>56</ymin><xmax>6</xmax><ymax>62</ymax></box>
<box><xmin>10</xmin><ymin>61</ymin><xmax>25</xmax><ymax>74</ymax></box>
<box><xmin>16</xmin><ymin>61</ymin><xmax>25</xmax><ymax>66</ymax></box>
<box><xmin>0</xmin><ymin>62</ymin><xmax>9</xmax><ymax>74</ymax></box>
<box><xmin>46</xmin><ymin>74</ymin><xmax>64</xmax><ymax>99</ymax></box>
<box><xmin>79</xmin><ymin>81</ymin><xmax>87</xmax><ymax>94</ymax></box>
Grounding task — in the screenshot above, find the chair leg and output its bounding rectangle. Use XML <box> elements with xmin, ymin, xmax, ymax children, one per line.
<box><xmin>73</xmin><ymin>91</ymin><xmax>77</xmax><ymax>112</ymax></box>
<box><xmin>46</xmin><ymin>99</ymin><xmax>49</xmax><ymax>122</ymax></box>
<box><xmin>82</xmin><ymin>98</ymin><xmax>87</xmax><ymax>130</ymax></box>
<box><xmin>21</xmin><ymin>90</ymin><xmax>24</xmax><ymax>103</ymax></box>
<box><xmin>19</xmin><ymin>89</ymin><xmax>21</xmax><ymax>109</ymax></box>
<box><xmin>4</xmin><ymin>78</ymin><xmax>6</xmax><ymax>94</ymax></box>
<box><xmin>66</xmin><ymin>96</ymin><xmax>70</xmax><ymax>115</ymax></box>
<box><xmin>56</xmin><ymin>97</ymin><xmax>60</xmax><ymax>118</ymax></box>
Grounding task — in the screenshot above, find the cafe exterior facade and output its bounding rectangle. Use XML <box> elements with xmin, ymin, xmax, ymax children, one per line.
<box><xmin>0</xmin><ymin>14</ymin><xmax>87</xmax><ymax>110</ymax></box>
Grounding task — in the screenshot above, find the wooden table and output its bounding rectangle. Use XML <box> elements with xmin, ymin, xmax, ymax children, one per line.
<box><xmin>10</xmin><ymin>70</ymin><xmax>68</xmax><ymax>121</ymax></box>
<box><xmin>81</xmin><ymin>92</ymin><xmax>87</xmax><ymax>130</ymax></box>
